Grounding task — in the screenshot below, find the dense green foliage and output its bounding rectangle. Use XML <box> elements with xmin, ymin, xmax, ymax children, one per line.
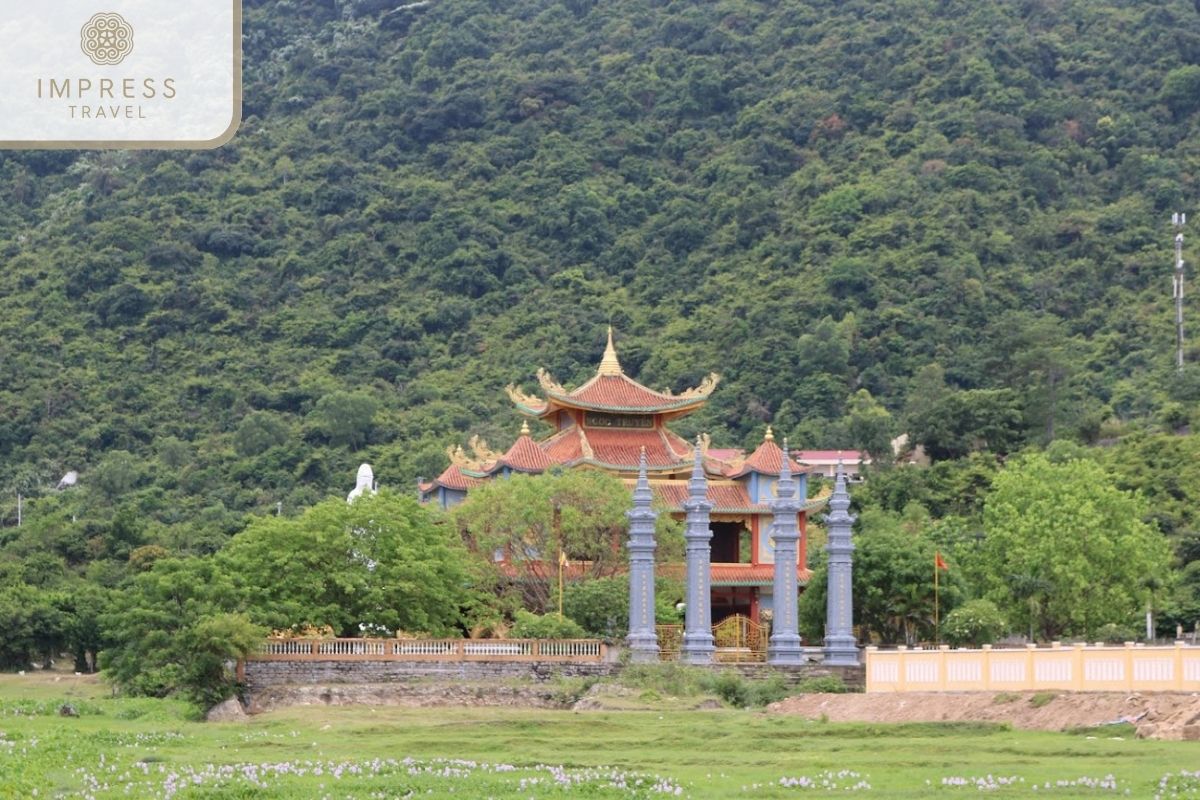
<box><xmin>221</xmin><ymin>491</ymin><xmax>470</xmax><ymax>636</ymax></box>
<box><xmin>942</xmin><ymin>599</ymin><xmax>1008</xmax><ymax>647</ymax></box>
<box><xmin>452</xmin><ymin>470</ymin><xmax>682</xmax><ymax>614</ymax></box>
<box><xmin>100</xmin><ymin>491</ymin><xmax>467</xmax><ymax>703</ymax></box>
<box><xmin>979</xmin><ymin>454</ymin><xmax>1171</xmax><ymax>639</ymax></box>
<box><xmin>509</xmin><ymin>609</ymin><xmax>586</xmax><ymax>639</ymax></box>
<box><xmin>3</xmin><ymin>0</ymin><xmax>1200</xmax><ymax>685</ymax></box>
<box><xmin>3</xmin><ymin>0</ymin><xmax>1200</xmax><ymax>545</ymax></box>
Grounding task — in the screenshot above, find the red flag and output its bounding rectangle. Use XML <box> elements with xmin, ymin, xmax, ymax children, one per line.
<box><xmin>935</xmin><ymin>551</ymin><xmax>949</xmax><ymax>571</ymax></box>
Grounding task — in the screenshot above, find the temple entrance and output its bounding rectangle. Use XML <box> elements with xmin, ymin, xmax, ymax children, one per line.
<box><xmin>712</xmin><ymin>587</ymin><xmax>754</xmax><ymax>622</ymax></box>
<box><xmin>654</xmin><ymin>613</ymin><xmax>768</xmax><ymax>662</ymax></box>
<box><xmin>710</xmin><ymin>521</ymin><xmax>752</xmax><ymax>563</ymax></box>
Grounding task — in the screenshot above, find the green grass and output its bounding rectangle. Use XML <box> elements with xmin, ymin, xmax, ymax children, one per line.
<box><xmin>0</xmin><ymin>673</ymin><xmax>1197</xmax><ymax>798</ymax></box>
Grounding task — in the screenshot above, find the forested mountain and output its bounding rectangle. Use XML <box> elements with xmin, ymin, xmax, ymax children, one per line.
<box><xmin>2</xmin><ymin>0</ymin><xmax>1200</xmax><ymax>553</ymax></box>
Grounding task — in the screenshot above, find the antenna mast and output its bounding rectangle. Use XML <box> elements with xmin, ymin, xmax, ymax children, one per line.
<box><xmin>1174</xmin><ymin>212</ymin><xmax>1186</xmax><ymax>371</ymax></box>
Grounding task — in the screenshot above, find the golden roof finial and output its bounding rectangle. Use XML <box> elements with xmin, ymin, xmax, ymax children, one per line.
<box><xmin>765</xmin><ymin>425</ymin><xmax>774</xmax><ymax>441</ymax></box>
<box><xmin>597</xmin><ymin>326</ymin><xmax>622</xmax><ymax>376</ymax></box>
<box><xmin>520</xmin><ymin>420</ymin><xmax>530</xmax><ymax>436</ymax></box>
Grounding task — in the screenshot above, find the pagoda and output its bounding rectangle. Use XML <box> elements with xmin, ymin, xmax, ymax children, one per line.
<box><xmin>419</xmin><ymin>329</ymin><xmax>830</xmax><ymax>624</ymax></box>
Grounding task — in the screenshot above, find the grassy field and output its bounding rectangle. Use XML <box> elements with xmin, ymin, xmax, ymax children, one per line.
<box><xmin>0</xmin><ymin>672</ymin><xmax>1197</xmax><ymax>799</ymax></box>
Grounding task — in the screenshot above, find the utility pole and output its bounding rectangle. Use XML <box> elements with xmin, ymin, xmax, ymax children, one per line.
<box><xmin>16</xmin><ymin>493</ymin><xmax>21</xmax><ymax>527</ymax></box>
<box><xmin>1174</xmin><ymin>212</ymin><xmax>1186</xmax><ymax>371</ymax></box>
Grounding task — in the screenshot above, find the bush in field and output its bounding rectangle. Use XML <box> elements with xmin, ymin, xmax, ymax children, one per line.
<box><xmin>509</xmin><ymin>610</ymin><xmax>586</xmax><ymax>639</ymax></box>
<box><xmin>943</xmin><ymin>599</ymin><xmax>1007</xmax><ymax>647</ymax></box>
<box><xmin>101</xmin><ymin>557</ymin><xmax>265</xmax><ymax>708</ymax></box>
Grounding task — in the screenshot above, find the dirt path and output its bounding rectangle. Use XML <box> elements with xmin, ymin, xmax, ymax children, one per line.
<box><xmin>767</xmin><ymin>691</ymin><xmax>1200</xmax><ymax>740</ymax></box>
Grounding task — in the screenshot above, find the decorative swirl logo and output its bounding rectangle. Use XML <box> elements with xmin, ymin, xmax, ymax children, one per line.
<box><xmin>80</xmin><ymin>12</ymin><xmax>134</xmax><ymax>66</ymax></box>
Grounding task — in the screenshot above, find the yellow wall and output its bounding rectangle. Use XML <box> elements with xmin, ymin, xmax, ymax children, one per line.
<box><xmin>865</xmin><ymin>642</ymin><xmax>1200</xmax><ymax>693</ymax></box>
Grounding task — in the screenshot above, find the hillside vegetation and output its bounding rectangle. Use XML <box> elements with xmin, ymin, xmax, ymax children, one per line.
<box><xmin>0</xmin><ymin>0</ymin><xmax>1199</xmax><ymax>637</ymax></box>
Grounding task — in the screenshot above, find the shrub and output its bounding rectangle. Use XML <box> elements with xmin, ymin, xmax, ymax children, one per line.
<box><xmin>943</xmin><ymin>599</ymin><xmax>1006</xmax><ymax>647</ymax></box>
<box><xmin>794</xmin><ymin>675</ymin><xmax>849</xmax><ymax>694</ymax></box>
<box><xmin>562</xmin><ymin>577</ymin><xmax>627</xmax><ymax>639</ymax></box>
<box><xmin>615</xmin><ymin>663</ymin><xmax>705</xmax><ymax>697</ymax></box>
<box><xmin>697</xmin><ymin>671</ymin><xmax>792</xmax><ymax>708</ymax></box>
<box><xmin>1093</xmin><ymin>622</ymin><xmax>1137</xmax><ymax>643</ymax></box>
<box><xmin>1029</xmin><ymin>692</ymin><xmax>1056</xmax><ymax>708</ymax></box>
<box><xmin>509</xmin><ymin>611</ymin><xmax>586</xmax><ymax>639</ymax></box>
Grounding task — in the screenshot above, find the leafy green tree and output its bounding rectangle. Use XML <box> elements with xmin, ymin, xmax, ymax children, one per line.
<box><xmin>846</xmin><ymin>389</ymin><xmax>894</xmax><ymax>464</ymax></box>
<box><xmin>306</xmin><ymin>391</ymin><xmax>378</xmax><ymax>449</ymax></box>
<box><xmin>562</xmin><ymin>575</ymin><xmax>685</xmax><ymax>639</ymax></box>
<box><xmin>235</xmin><ymin>411</ymin><xmax>293</xmax><ymax>456</ymax></box>
<box><xmin>801</xmin><ymin>510</ymin><xmax>964</xmax><ymax>645</ymax></box>
<box><xmin>100</xmin><ymin>557</ymin><xmax>261</xmax><ymax>705</ymax></box>
<box><xmin>909</xmin><ymin>389</ymin><xmax>1024</xmax><ymax>461</ymax></box>
<box><xmin>979</xmin><ymin>454</ymin><xmax>1172</xmax><ymax>640</ymax></box>
<box><xmin>220</xmin><ymin>491</ymin><xmax>469</xmax><ymax>636</ymax></box>
<box><xmin>1161</xmin><ymin>65</ymin><xmax>1200</xmax><ymax>117</ymax></box>
<box><xmin>451</xmin><ymin>470</ymin><xmax>637</xmax><ymax>612</ymax></box>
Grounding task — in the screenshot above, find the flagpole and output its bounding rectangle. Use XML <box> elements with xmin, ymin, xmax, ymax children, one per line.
<box><xmin>558</xmin><ymin>550</ymin><xmax>564</xmax><ymax>619</ymax></box>
<box><xmin>934</xmin><ymin>553</ymin><xmax>940</xmax><ymax>645</ymax></box>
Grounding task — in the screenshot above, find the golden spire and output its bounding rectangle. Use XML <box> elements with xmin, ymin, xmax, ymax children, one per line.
<box><xmin>597</xmin><ymin>326</ymin><xmax>623</xmax><ymax>376</ymax></box>
<box><xmin>520</xmin><ymin>420</ymin><xmax>530</xmax><ymax>436</ymax></box>
<box><xmin>765</xmin><ymin>425</ymin><xmax>774</xmax><ymax>441</ymax></box>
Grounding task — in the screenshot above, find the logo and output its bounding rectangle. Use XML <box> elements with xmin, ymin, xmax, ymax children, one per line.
<box><xmin>80</xmin><ymin>12</ymin><xmax>134</xmax><ymax>66</ymax></box>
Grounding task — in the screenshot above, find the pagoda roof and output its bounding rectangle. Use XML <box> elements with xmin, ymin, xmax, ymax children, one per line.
<box><xmin>506</xmin><ymin>328</ymin><xmax>719</xmax><ymax>417</ymax></box>
<box><xmin>725</xmin><ymin>427</ymin><xmax>808</xmax><ymax>478</ymax></box>
<box><xmin>710</xmin><ymin>563</ymin><xmax>812</xmax><ymax>587</ymax></box>
<box><xmin>497</xmin><ymin>422</ymin><xmax>552</xmax><ymax>473</ymax></box>
<box><xmin>641</xmin><ymin>480</ymin><xmax>832</xmax><ymax>514</ymax></box>
<box><xmin>538</xmin><ymin>425</ymin><xmax>694</xmax><ymax>472</ymax></box>
<box><xmin>424</xmin><ymin>463</ymin><xmax>488</xmax><ymax>492</ymax></box>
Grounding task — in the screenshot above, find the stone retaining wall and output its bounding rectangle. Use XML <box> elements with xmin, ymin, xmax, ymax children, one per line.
<box><xmin>243</xmin><ymin>659</ymin><xmax>864</xmax><ymax>692</ymax></box>
<box><xmin>243</xmin><ymin>659</ymin><xmax>620</xmax><ymax>688</ymax></box>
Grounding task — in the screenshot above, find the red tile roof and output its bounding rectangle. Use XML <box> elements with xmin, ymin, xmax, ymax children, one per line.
<box><xmin>728</xmin><ymin>436</ymin><xmax>807</xmax><ymax>478</ymax></box>
<box><xmin>583</xmin><ymin>428</ymin><xmax>690</xmax><ymax>469</ymax></box>
<box><xmin>566</xmin><ymin>373</ymin><xmax>694</xmax><ymax>410</ymax></box>
<box><xmin>428</xmin><ymin>464</ymin><xmax>487</xmax><ymax>491</ymax></box>
<box><xmin>541</xmin><ymin>427</ymin><xmax>585</xmax><ymax>463</ymax></box>
<box><xmin>499</xmin><ymin>432</ymin><xmax>552</xmax><ymax>473</ymax></box>
<box><xmin>711</xmin><ymin>564</ymin><xmax>812</xmax><ymax>586</ymax></box>
<box><xmin>648</xmin><ymin>480</ymin><xmax>766</xmax><ymax>512</ymax></box>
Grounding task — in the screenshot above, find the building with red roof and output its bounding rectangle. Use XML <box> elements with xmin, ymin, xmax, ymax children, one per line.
<box><xmin>419</xmin><ymin>329</ymin><xmax>834</xmax><ymax>624</ymax></box>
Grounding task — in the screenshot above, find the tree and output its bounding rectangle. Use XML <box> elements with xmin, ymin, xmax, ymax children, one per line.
<box><xmin>1161</xmin><ymin>65</ymin><xmax>1200</xmax><ymax>117</ymax></box>
<box><xmin>306</xmin><ymin>391</ymin><xmax>378</xmax><ymax>449</ymax></box>
<box><xmin>800</xmin><ymin>509</ymin><xmax>964</xmax><ymax>645</ymax></box>
<box><xmin>451</xmin><ymin>470</ymin><xmax>636</xmax><ymax>613</ymax></box>
<box><xmin>562</xmin><ymin>575</ymin><xmax>686</xmax><ymax>639</ymax></box>
<box><xmin>220</xmin><ymin>491</ymin><xmax>471</xmax><ymax>636</ymax></box>
<box><xmin>100</xmin><ymin>557</ymin><xmax>262</xmax><ymax>705</ymax></box>
<box><xmin>909</xmin><ymin>389</ymin><xmax>1024</xmax><ymax>461</ymax></box>
<box><xmin>979</xmin><ymin>454</ymin><xmax>1172</xmax><ymax>640</ymax></box>
<box><xmin>846</xmin><ymin>389</ymin><xmax>895</xmax><ymax>464</ymax></box>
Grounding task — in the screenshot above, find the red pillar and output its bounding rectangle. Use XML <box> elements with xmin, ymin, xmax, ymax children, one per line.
<box><xmin>750</xmin><ymin>516</ymin><xmax>760</xmax><ymax>565</ymax></box>
<box><xmin>798</xmin><ymin>512</ymin><xmax>808</xmax><ymax>570</ymax></box>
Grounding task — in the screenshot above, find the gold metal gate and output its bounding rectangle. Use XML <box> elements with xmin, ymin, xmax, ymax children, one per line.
<box><xmin>655</xmin><ymin>614</ymin><xmax>767</xmax><ymax>662</ymax></box>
